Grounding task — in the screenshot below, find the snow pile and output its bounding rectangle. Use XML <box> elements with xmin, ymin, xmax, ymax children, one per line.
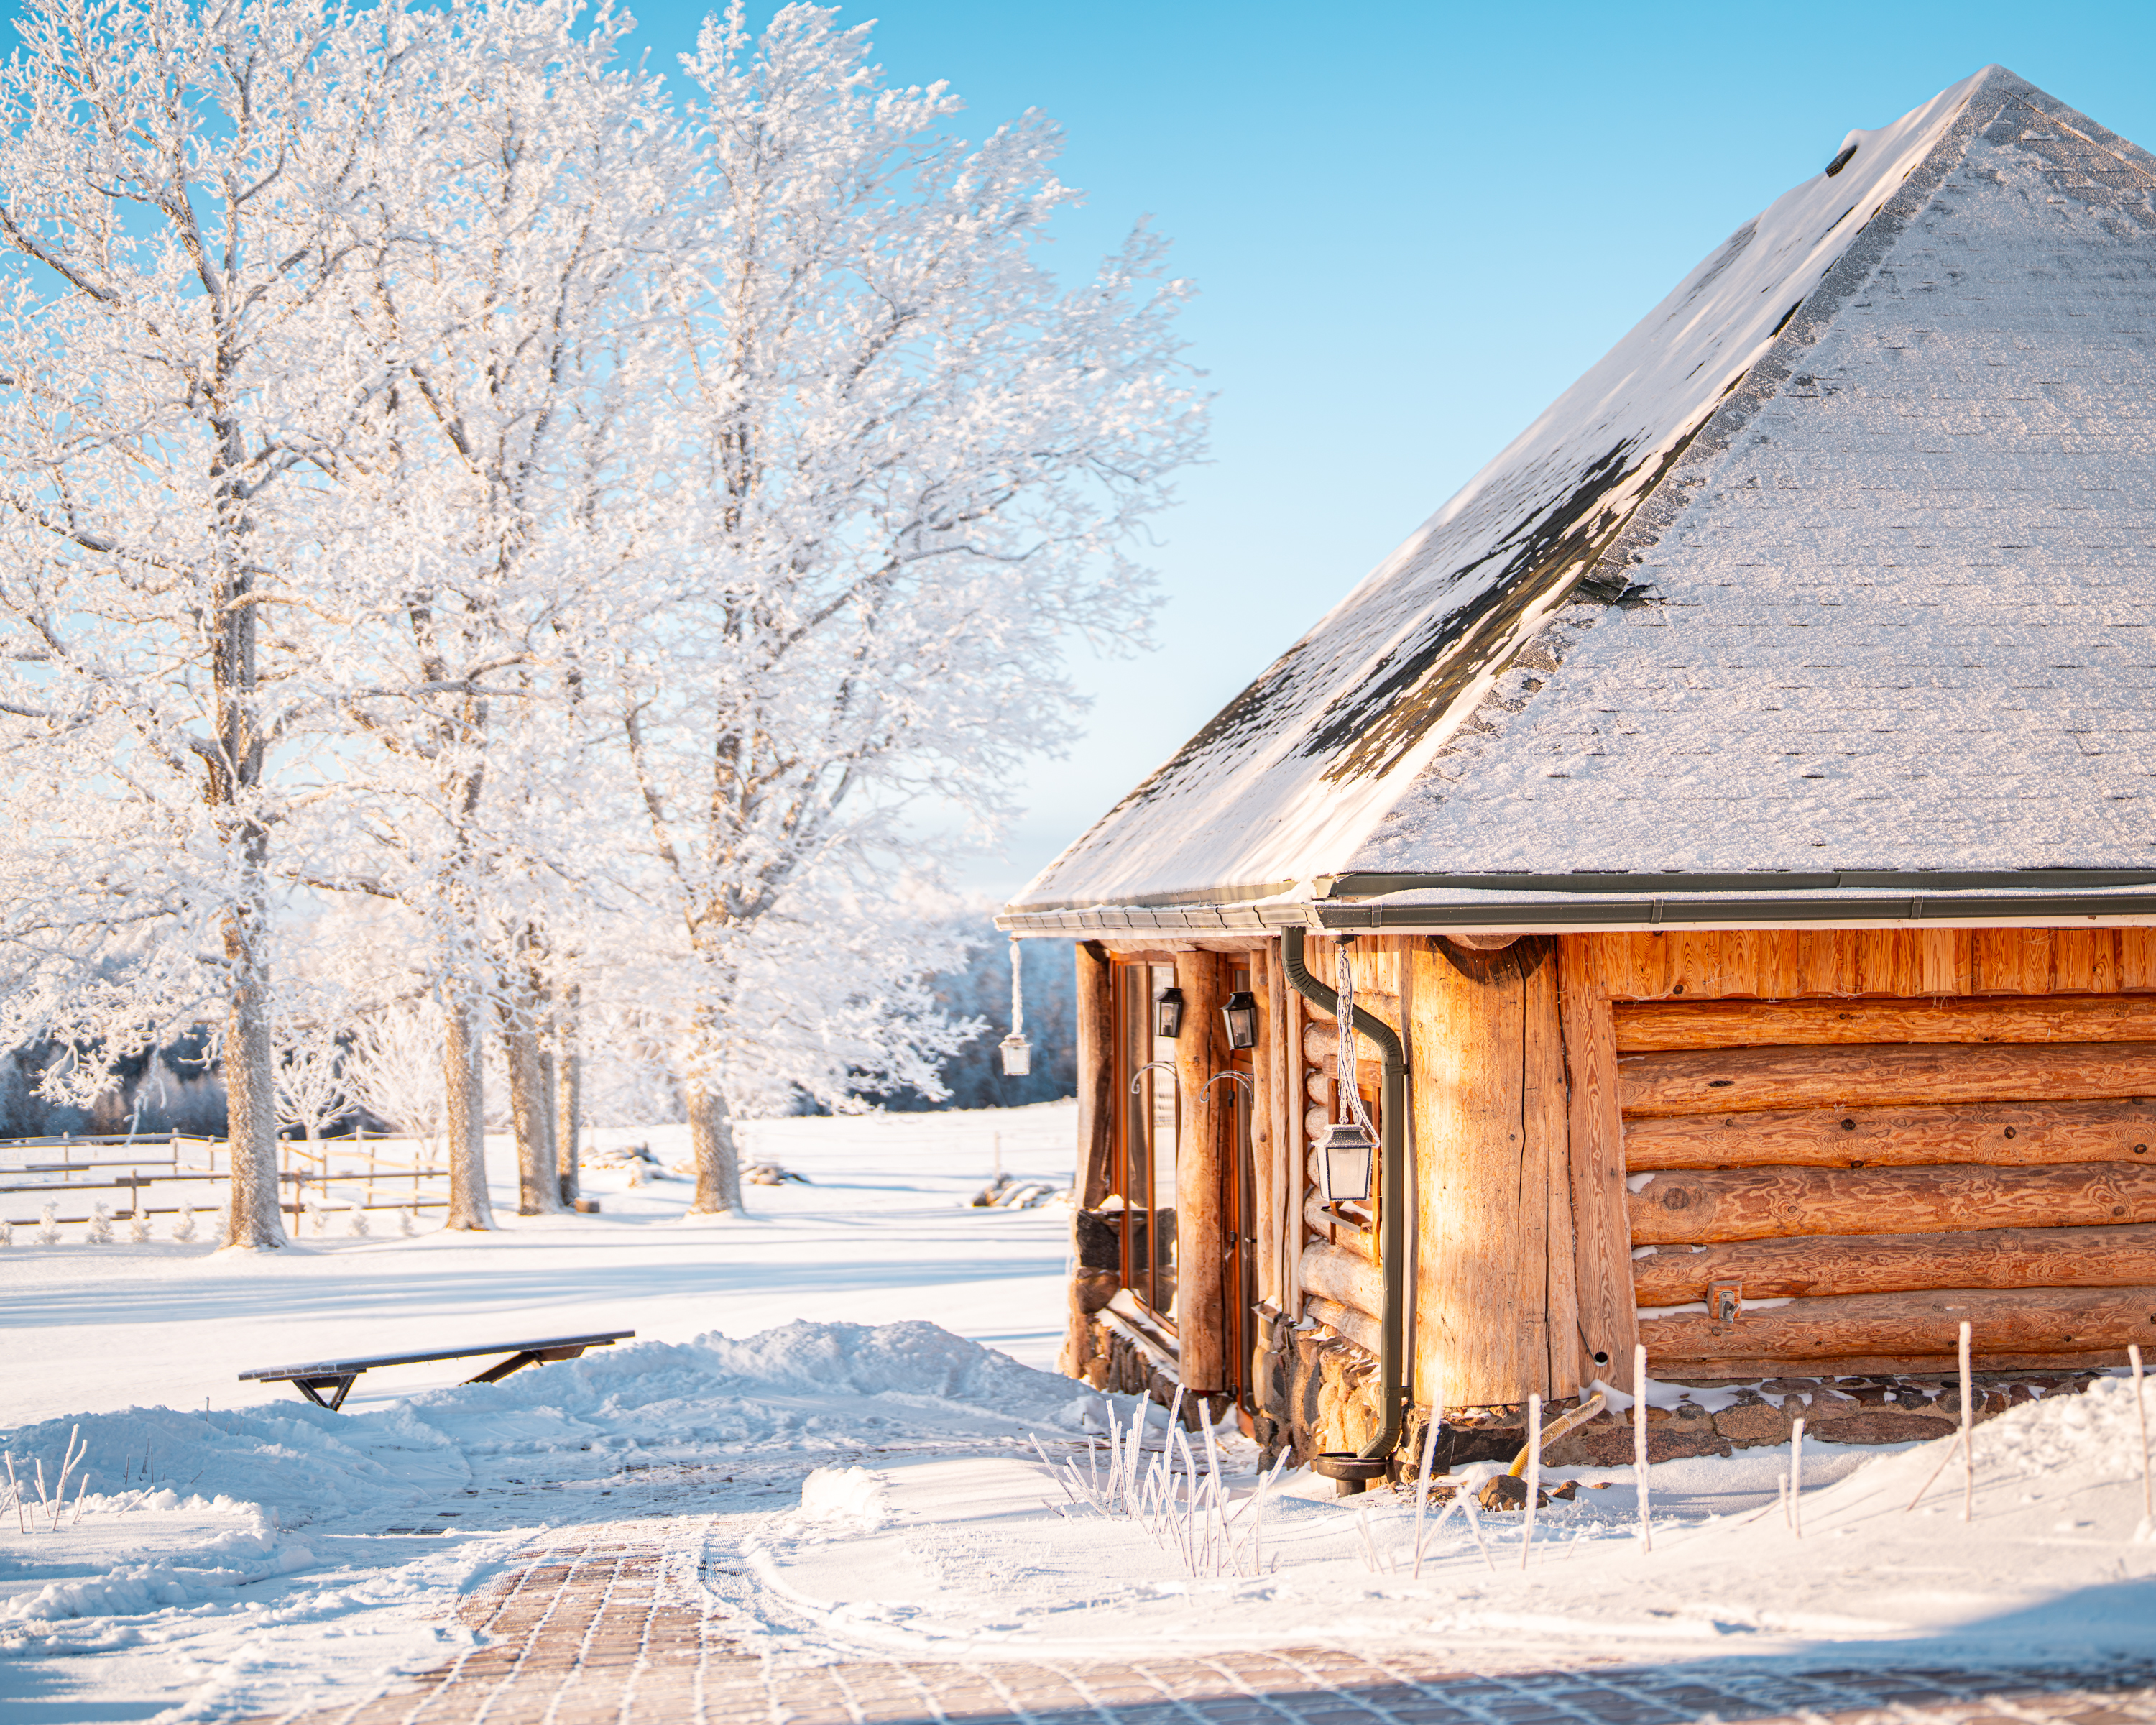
<box><xmin>797</xmin><ymin>1466</ymin><xmax>890</xmax><ymax>1531</ymax></box>
<box><xmin>6</xmin><ymin>1510</ymin><xmax>318</xmax><ymax>1624</ymax></box>
<box><xmin>1</xmin><ymin>1321</ymin><xmax>1084</xmax><ymax>1537</ymax></box>
<box><xmin>1</xmin><ymin>1402</ymin><xmax>466</xmax><ymax>1530</ymax></box>
<box><xmin>743</xmin><ymin>1372</ymin><xmax>2156</xmax><ymax>1666</ymax></box>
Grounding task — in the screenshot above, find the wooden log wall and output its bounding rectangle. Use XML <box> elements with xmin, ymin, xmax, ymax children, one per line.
<box><xmin>1576</xmin><ymin>929</ymin><xmax>2156</xmax><ymax>1377</ymax></box>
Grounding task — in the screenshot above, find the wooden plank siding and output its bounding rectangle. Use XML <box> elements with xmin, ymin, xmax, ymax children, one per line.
<box><xmin>1563</xmin><ymin>928</ymin><xmax>2156</xmax><ymax>1376</ymax></box>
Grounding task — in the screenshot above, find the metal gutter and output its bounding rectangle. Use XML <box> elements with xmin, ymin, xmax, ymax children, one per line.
<box><xmin>1279</xmin><ymin>926</ymin><xmax>1405</xmax><ymax>1480</ymax></box>
<box><xmin>1315</xmin><ymin>892</ymin><xmax>2156</xmax><ymax>931</ymax></box>
<box><xmin>1327</xmin><ymin>868</ymin><xmax>2156</xmax><ymax>899</ymax></box>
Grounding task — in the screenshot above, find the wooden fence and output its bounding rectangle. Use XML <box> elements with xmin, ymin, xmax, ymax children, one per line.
<box><xmin>0</xmin><ymin>1131</ymin><xmax>450</xmax><ymax>1232</ymax></box>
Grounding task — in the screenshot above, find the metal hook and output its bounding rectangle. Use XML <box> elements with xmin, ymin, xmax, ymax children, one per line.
<box><xmin>1128</xmin><ymin>1059</ymin><xmax>1176</xmax><ymax>1095</ymax></box>
<box><xmin>1201</xmin><ymin>1071</ymin><xmax>1253</xmax><ymax>1098</ymax></box>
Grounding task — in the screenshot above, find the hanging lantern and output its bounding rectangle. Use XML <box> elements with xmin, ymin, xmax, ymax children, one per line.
<box><xmin>1000</xmin><ymin>935</ymin><xmax>1031</xmax><ymax>1075</ymax></box>
<box><xmin>1317</xmin><ymin>1118</ymin><xmax>1376</xmax><ymax>1204</ymax></box>
<box><xmin>1154</xmin><ymin>985</ymin><xmax>1184</xmax><ymax>1039</ymax></box>
<box><xmin>1221</xmin><ymin>990</ymin><xmax>1258</xmax><ymax>1051</ymax></box>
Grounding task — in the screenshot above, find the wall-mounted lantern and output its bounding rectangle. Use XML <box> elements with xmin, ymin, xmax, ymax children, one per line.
<box><xmin>1317</xmin><ymin>1118</ymin><xmax>1376</xmax><ymax>1205</ymax></box>
<box><xmin>1221</xmin><ymin>990</ymin><xmax>1258</xmax><ymax>1051</ymax></box>
<box><xmin>1153</xmin><ymin>985</ymin><xmax>1184</xmax><ymax>1039</ymax></box>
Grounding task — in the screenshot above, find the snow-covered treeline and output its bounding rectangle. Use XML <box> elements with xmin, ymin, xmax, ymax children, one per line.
<box><xmin>0</xmin><ymin>0</ymin><xmax>1203</xmax><ymax>1243</ymax></box>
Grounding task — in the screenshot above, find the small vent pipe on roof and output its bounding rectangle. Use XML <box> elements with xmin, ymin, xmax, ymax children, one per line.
<box><xmin>1281</xmin><ymin>926</ymin><xmax>1406</xmax><ymax>1487</ymax></box>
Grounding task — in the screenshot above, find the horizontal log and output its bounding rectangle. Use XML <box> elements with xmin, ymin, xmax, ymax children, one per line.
<box><xmin>1623</xmin><ymin>1098</ymin><xmax>2156</xmax><ymax>1172</ymax></box>
<box><xmin>1305</xmin><ymin>1189</ymin><xmax>1374</xmax><ymax>1252</ymax></box>
<box><xmin>1302</xmin><ymin>998</ymin><xmax>1399</xmax><ymax>1062</ymax></box>
<box><xmin>1629</xmin><ymin>1162</ymin><xmax>2156</xmax><ymax>1244</ymax></box>
<box><xmin>1631</xmin><ymin>1221</ymin><xmax>2156</xmax><ymax>1304</ymax></box>
<box><xmin>1305</xmin><ymin>1072</ymin><xmax>1329</xmax><ymax>1106</ymax></box>
<box><xmin>1303</xmin><ymin>1294</ymin><xmax>1381</xmax><ymax>1357</ymax></box>
<box><xmin>1299</xmin><ymin>1238</ymin><xmax>1385</xmax><ymax>1318</ymax></box>
<box><xmin>1619</xmin><ymin>1041</ymin><xmax>2156</xmax><ymax>1117</ymax></box>
<box><xmin>1305</xmin><ymin>1104</ymin><xmax>1330</xmax><ymax>1143</ymax></box>
<box><xmin>1646</xmin><ymin>1349</ymin><xmax>2141</xmax><ymax>1380</ymax></box>
<box><xmin>1615</xmin><ymin>995</ymin><xmax>2156</xmax><ymax>1053</ymax></box>
<box><xmin>1638</xmin><ymin>1284</ymin><xmax>2156</xmax><ymax>1362</ymax></box>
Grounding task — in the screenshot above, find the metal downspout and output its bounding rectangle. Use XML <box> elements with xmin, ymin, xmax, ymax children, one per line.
<box><xmin>1281</xmin><ymin>926</ymin><xmax>1406</xmax><ymax>1470</ymax></box>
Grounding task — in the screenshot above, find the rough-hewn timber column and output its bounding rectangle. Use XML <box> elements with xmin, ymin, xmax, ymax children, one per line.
<box><xmin>1074</xmin><ymin>941</ymin><xmax>1115</xmax><ymax>1208</ymax></box>
<box><xmin>1175</xmin><ymin>949</ymin><xmax>1230</xmax><ymax>1394</ymax></box>
<box><xmin>1409</xmin><ymin>937</ymin><xmax>1575</xmax><ymax>1409</ymax></box>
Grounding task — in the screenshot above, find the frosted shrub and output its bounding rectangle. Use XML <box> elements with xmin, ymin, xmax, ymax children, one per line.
<box><xmin>303</xmin><ymin>1192</ymin><xmax>325</xmax><ymax>1236</ymax></box>
<box><xmin>0</xmin><ymin>1218</ymin><xmax>11</xmax><ymax>1246</ymax></box>
<box><xmin>170</xmin><ymin>1204</ymin><xmax>198</xmax><ymax>1243</ymax></box>
<box><xmin>398</xmin><ymin>1207</ymin><xmax>417</xmax><ymax>1237</ymax></box>
<box><xmin>347</xmin><ymin>1202</ymin><xmax>368</xmax><ymax>1238</ymax></box>
<box><xmin>128</xmin><ymin>1209</ymin><xmax>150</xmax><ymax>1243</ymax></box>
<box><xmin>86</xmin><ymin>1202</ymin><xmax>112</xmax><ymax>1243</ymax></box>
<box><xmin>36</xmin><ymin>1204</ymin><xmax>60</xmax><ymax>1245</ymax></box>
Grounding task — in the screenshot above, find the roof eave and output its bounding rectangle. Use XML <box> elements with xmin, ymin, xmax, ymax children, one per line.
<box><xmin>999</xmin><ymin>868</ymin><xmax>2156</xmax><ymax>937</ymax></box>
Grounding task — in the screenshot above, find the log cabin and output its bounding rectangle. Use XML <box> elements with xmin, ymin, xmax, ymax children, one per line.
<box><xmin>998</xmin><ymin>67</ymin><xmax>2156</xmax><ymax>1482</ymax></box>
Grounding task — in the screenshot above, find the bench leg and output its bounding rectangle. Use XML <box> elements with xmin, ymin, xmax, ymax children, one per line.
<box><xmin>292</xmin><ymin>1374</ymin><xmax>359</xmax><ymax>1411</ymax></box>
<box><xmin>464</xmin><ymin>1345</ymin><xmax>588</xmax><ymax>1386</ymax></box>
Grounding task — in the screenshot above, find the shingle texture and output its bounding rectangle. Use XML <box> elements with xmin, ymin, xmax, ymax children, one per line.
<box><xmin>1013</xmin><ymin>67</ymin><xmax>2156</xmax><ymax>916</ymax></box>
<box><xmin>1359</xmin><ymin>81</ymin><xmax>2156</xmax><ymax>875</ymax></box>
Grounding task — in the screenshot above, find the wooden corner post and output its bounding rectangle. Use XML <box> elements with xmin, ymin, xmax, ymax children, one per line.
<box><xmin>1074</xmin><ymin>941</ymin><xmax>1115</xmax><ymax>1208</ymax></box>
<box><xmin>1175</xmin><ymin>949</ymin><xmax>1230</xmax><ymax>1394</ymax></box>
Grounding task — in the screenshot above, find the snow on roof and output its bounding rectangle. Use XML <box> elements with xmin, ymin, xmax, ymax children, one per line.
<box><xmin>1008</xmin><ymin>68</ymin><xmax>2156</xmax><ymax>929</ymax></box>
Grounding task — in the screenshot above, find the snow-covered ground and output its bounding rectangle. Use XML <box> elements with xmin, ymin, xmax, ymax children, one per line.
<box><xmin>5</xmin><ymin>1098</ymin><xmax>2156</xmax><ymax>1724</ymax></box>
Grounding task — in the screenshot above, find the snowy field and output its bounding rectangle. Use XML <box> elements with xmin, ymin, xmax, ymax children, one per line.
<box><xmin>4</xmin><ymin>1098</ymin><xmax>2156</xmax><ymax>1722</ymax></box>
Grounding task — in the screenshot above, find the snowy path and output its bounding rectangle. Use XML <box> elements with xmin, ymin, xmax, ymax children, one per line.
<box><xmin>270</xmin><ymin>1522</ymin><xmax>2156</xmax><ymax>1725</ymax></box>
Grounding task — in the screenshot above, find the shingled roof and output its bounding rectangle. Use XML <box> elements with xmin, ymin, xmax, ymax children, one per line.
<box><xmin>1005</xmin><ymin>66</ymin><xmax>2156</xmax><ymax>937</ymax></box>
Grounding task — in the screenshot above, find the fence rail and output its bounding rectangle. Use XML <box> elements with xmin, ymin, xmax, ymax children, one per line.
<box><xmin>0</xmin><ymin>1130</ymin><xmax>451</xmax><ymax>1233</ymax></box>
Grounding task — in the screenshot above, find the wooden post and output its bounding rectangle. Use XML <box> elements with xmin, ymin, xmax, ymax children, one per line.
<box><xmin>1074</xmin><ymin>941</ymin><xmax>1115</xmax><ymax>1208</ymax></box>
<box><xmin>1560</xmin><ymin>936</ymin><xmax>1638</xmax><ymax>1386</ymax></box>
<box><xmin>1283</xmin><ymin>965</ymin><xmax>1308</xmax><ymax>1322</ymax></box>
<box><xmin>1409</xmin><ymin>937</ymin><xmax>1572</xmax><ymax>1410</ymax></box>
<box><xmin>1175</xmin><ymin>949</ymin><xmax>1230</xmax><ymax>1394</ymax></box>
<box><xmin>1250</xmin><ymin>947</ymin><xmax>1279</xmax><ymax>1310</ymax></box>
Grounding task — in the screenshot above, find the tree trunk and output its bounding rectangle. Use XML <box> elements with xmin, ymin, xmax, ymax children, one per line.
<box><xmin>501</xmin><ymin>936</ymin><xmax>563</xmax><ymax>1217</ymax></box>
<box><xmin>443</xmin><ymin>989</ymin><xmax>493</xmax><ymax>1230</ymax></box>
<box><xmin>687</xmin><ymin>1082</ymin><xmax>743</xmax><ymax>1215</ymax></box>
<box><xmin>555</xmin><ymin>990</ymin><xmax>582</xmax><ymax>1208</ymax></box>
<box><xmin>221</xmin><ymin>904</ymin><xmax>286</xmax><ymax>1250</ymax></box>
<box><xmin>502</xmin><ymin>994</ymin><xmax>563</xmax><ymax>1215</ymax></box>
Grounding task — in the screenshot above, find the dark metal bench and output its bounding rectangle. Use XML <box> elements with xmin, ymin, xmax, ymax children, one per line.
<box><xmin>239</xmin><ymin>1330</ymin><xmax>635</xmax><ymax>1409</ymax></box>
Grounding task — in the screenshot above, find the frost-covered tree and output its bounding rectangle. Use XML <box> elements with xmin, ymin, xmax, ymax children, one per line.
<box><xmin>317</xmin><ymin>0</ymin><xmax>681</xmax><ymax>1225</ymax></box>
<box><xmin>0</xmin><ymin>0</ymin><xmax>407</xmax><ymax>1248</ymax></box>
<box><xmin>617</xmin><ymin>3</ymin><xmax>1205</xmax><ymax>1213</ymax></box>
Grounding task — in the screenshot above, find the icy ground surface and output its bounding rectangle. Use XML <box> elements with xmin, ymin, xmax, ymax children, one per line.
<box><xmin>4</xmin><ymin>1099</ymin><xmax>2156</xmax><ymax>1721</ymax></box>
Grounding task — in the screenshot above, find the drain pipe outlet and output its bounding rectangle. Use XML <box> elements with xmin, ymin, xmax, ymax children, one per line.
<box><xmin>1282</xmin><ymin>925</ymin><xmax>1406</xmax><ymax>1481</ymax></box>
